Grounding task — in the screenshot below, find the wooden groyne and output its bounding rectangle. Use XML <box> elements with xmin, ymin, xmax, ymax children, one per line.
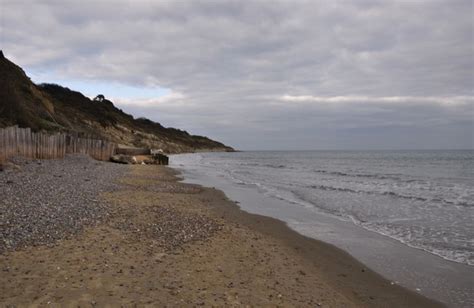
<box><xmin>0</xmin><ymin>126</ymin><xmax>116</xmax><ymax>163</ymax></box>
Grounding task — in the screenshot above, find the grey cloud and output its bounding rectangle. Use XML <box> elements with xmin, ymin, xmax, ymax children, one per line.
<box><xmin>1</xmin><ymin>0</ymin><xmax>473</xmax><ymax>149</ymax></box>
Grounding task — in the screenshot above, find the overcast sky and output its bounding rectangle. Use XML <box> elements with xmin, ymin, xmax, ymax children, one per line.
<box><xmin>1</xmin><ymin>0</ymin><xmax>473</xmax><ymax>150</ymax></box>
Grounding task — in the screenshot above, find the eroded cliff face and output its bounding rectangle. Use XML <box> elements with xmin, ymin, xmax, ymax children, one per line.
<box><xmin>103</xmin><ymin>124</ymin><xmax>233</xmax><ymax>154</ymax></box>
<box><xmin>0</xmin><ymin>52</ymin><xmax>234</xmax><ymax>153</ymax></box>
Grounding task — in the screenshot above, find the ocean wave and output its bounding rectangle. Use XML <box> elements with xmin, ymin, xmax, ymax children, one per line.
<box><xmin>237</xmin><ymin>161</ymin><xmax>297</xmax><ymax>169</ymax></box>
<box><xmin>312</xmin><ymin>169</ymin><xmax>403</xmax><ymax>181</ymax></box>
<box><xmin>228</xmin><ymin>169</ymin><xmax>473</xmax><ymax>208</ymax></box>
<box><xmin>308</xmin><ymin>184</ymin><xmax>473</xmax><ymax>207</ymax></box>
<box><xmin>275</xmin><ymin>186</ymin><xmax>474</xmax><ymax>265</ymax></box>
<box><xmin>359</xmin><ymin>222</ymin><xmax>474</xmax><ymax>266</ymax></box>
<box><xmin>263</xmin><ymin>164</ymin><xmax>288</xmax><ymax>169</ymax></box>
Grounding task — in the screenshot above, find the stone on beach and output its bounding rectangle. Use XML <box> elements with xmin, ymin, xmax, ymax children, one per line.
<box><xmin>0</xmin><ymin>154</ymin><xmax>125</xmax><ymax>253</ymax></box>
<box><xmin>110</xmin><ymin>154</ymin><xmax>136</xmax><ymax>164</ymax></box>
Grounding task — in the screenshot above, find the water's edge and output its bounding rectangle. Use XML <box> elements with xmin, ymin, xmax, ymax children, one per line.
<box><xmin>170</xmin><ymin>154</ymin><xmax>474</xmax><ymax>308</ymax></box>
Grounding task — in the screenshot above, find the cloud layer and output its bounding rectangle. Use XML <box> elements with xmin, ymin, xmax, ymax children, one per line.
<box><xmin>1</xmin><ymin>0</ymin><xmax>473</xmax><ymax>149</ymax></box>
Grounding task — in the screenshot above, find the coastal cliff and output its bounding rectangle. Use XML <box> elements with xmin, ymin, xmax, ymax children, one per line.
<box><xmin>0</xmin><ymin>52</ymin><xmax>233</xmax><ymax>154</ymax></box>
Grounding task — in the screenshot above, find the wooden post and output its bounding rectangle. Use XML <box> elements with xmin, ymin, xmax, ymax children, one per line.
<box><xmin>0</xmin><ymin>126</ymin><xmax>117</xmax><ymax>162</ymax></box>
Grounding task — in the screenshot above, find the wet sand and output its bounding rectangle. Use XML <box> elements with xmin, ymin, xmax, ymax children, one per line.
<box><xmin>0</xmin><ymin>164</ymin><xmax>443</xmax><ymax>306</ymax></box>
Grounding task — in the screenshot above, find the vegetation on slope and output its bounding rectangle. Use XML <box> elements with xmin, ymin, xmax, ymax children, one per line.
<box><xmin>0</xmin><ymin>51</ymin><xmax>233</xmax><ymax>153</ymax></box>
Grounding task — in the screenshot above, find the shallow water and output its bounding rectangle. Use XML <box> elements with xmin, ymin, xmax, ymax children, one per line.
<box><xmin>171</xmin><ymin>150</ymin><xmax>474</xmax><ymax>307</ymax></box>
<box><xmin>173</xmin><ymin>150</ymin><xmax>474</xmax><ymax>266</ymax></box>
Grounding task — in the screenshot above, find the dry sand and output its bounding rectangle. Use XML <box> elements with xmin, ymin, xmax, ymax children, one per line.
<box><xmin>0</xmin><ymin>164</ymin><xmax>444</xmax><ymax>307</ymax></box>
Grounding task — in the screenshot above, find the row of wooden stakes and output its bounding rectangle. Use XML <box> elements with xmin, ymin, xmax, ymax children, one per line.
<box><xmin>0</xmin><ymin>126</ymin><xmax>116</xmax><ymax>163</ymax></box>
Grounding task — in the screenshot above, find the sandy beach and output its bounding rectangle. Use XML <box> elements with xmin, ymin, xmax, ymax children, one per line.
<box><xmin>0</xmin><ymin>157</ymin><xmax>443</xmax><ymax>307</ymax></box>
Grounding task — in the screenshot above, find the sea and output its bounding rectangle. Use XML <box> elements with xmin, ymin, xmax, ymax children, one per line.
<box><xmin>171</xmin><ymin>150</ymin><xmax>474</xmax><ymax>307</ymax></box>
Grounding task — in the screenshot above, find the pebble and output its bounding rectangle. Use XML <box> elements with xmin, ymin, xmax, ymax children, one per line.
<box><xmin>0</xmin><ymin>154</ymin><xmax>126</xmax><ymax>253</ymax></box>
<box><xmin>113</xmin><ymin>204</ymin><xmax>221</xmax><ymax>251</ymax></box>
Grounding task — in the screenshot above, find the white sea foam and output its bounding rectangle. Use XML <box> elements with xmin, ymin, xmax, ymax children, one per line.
<box><xmin>173</xmin><ymin>150</ymin><xmax>474</xmax><ymax>266</ymax></box>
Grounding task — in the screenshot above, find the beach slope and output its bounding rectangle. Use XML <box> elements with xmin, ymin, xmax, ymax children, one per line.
<box><xmin>0</xmin><ymin>160</ymin><xmax>442</xmax><ymax>306</ymax></box>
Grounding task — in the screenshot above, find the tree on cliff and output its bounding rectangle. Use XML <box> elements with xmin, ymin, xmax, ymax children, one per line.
<box><xmin>93</xmin><ymin>94</ymin><xmax>105</xmax><ymax>102</ymax></box>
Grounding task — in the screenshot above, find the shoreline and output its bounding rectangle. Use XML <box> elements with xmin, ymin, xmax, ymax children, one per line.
<box><xmin>168</xmin><ymin>167</ymin><xmax>444</xmax><ymax>307</ymax></box>
<box><xmin>171</xmin><ymin>152</ymin><xmax>474</xmax><ymax>307</ymax></box>
<box><xmin>0</xmin><ymin>158</ymin><xmax>443</xmax><ymax>306</ymax></box>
